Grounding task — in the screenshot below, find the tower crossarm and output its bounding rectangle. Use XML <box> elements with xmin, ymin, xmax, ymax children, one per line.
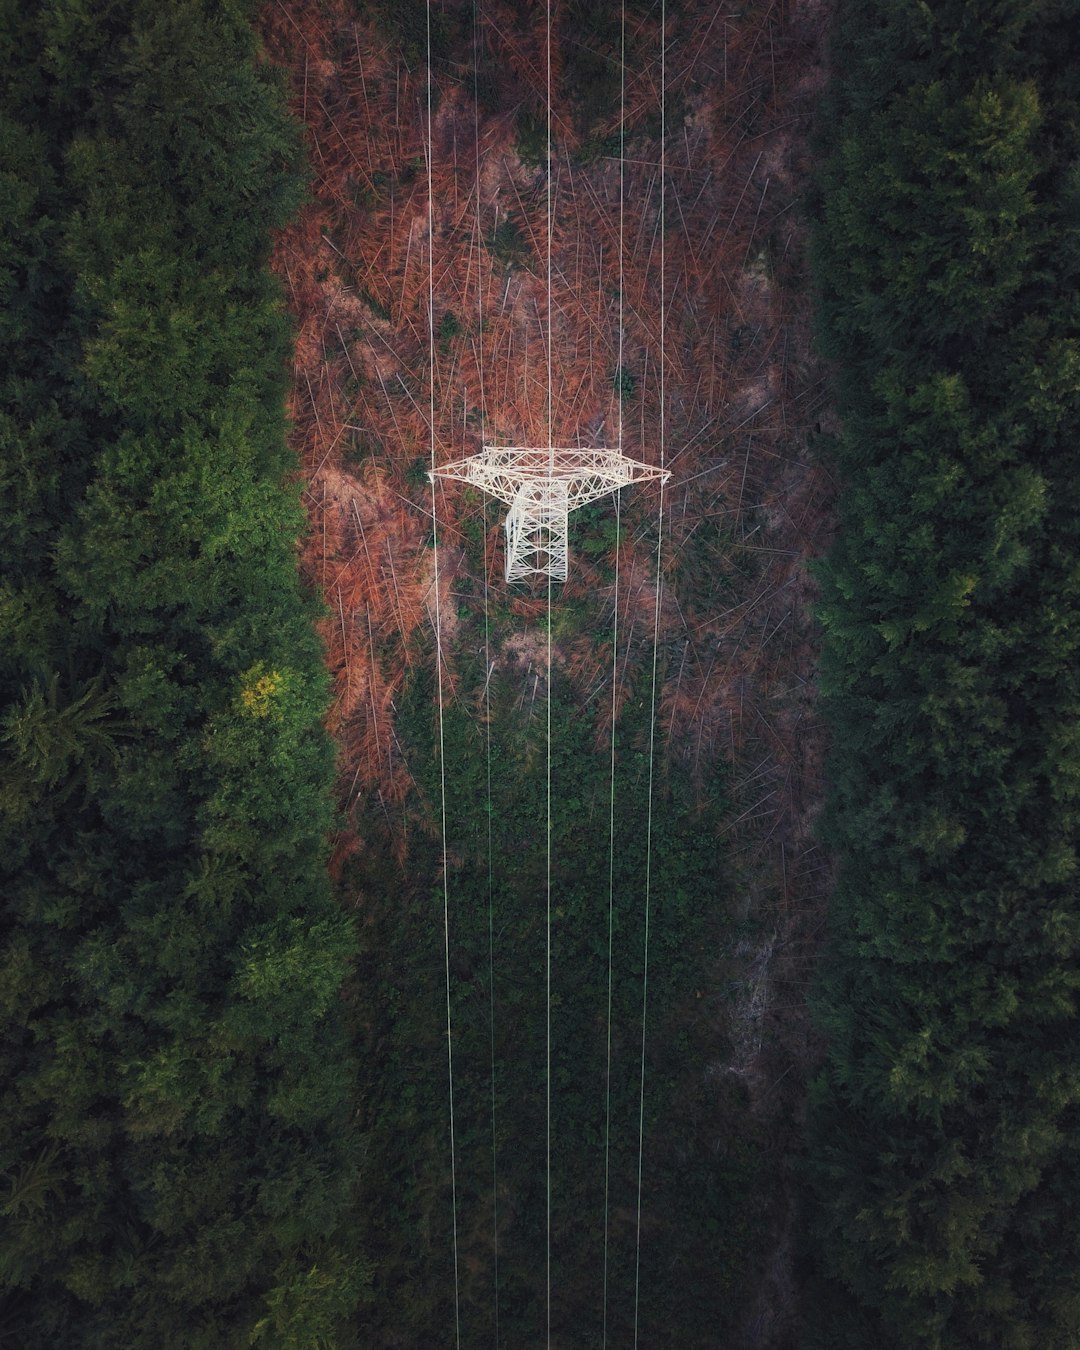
<box><xmin>430</xmin><ymin>446</ymin><xmax>669</xmax><ymax>510</ymax></box>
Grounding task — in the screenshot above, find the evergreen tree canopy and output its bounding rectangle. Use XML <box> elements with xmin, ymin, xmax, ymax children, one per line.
<box><xmin>805</xmin><ymin>2</ymin><xmax>1080</xmax><ymax>1346</ymax></box>
<box><xmin>0</xmin><ymin>3</ymin><xmax>366</xmax><ymax>1345</ymax></box>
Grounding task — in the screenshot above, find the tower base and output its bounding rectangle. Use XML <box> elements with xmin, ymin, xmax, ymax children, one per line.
<box><xmin>505</xmin><ymin>481</ymin><xmax>569</xmax><ymax>582</ymax></box>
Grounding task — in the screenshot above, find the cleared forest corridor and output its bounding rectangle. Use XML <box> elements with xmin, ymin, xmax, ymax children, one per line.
<box><xmin>262</xmin><ymin>0</ymin><xmax>832</xmax><ymax>1343</ymax></box>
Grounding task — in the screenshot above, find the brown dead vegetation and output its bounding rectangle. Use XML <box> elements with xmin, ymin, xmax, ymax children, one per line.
<box><xmin>261</xmin><ymin>0</ymin><xmax>833</xmax><ymax>1341</ymax></box>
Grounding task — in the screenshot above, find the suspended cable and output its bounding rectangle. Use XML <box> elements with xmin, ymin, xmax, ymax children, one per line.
<box><xmin>602</xmin><ymin>2</ymin><xmax>626</xmax><ymax>1343</ymax></box>
<box><xmin>474</xmin><ymin>2</ymin><xmax>501</xmax><ymax>1339</ymax></box>
<box><xmin>425</xmin><ymin>4</ymin><xmax>461</xmax><ymax>1343</ymax></box>
<box><xmin>634</xmin><ymin>1</ymin><xmax>666</xmax><ymax>1342</ymax></box>
<box><xmin>545</xmin><ymin>0</ymin><xmax>554</xmax><ymax>1342</ymax></box>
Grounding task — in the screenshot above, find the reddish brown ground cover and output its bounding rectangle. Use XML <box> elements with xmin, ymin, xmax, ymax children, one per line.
<box><xmin>261</xmin><ymin>2</ymin><xmax>833</xmax><ymax>1338</ymax></box>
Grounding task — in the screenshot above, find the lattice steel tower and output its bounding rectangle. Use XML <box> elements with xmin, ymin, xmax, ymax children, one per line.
<box><xmin>431</xmin><ymin>446</ymin><xmax>669</xmax><ymax>582</ymax></box>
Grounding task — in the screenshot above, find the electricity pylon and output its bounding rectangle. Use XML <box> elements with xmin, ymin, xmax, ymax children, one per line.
<box><xmin>430</xmin><ymin>446</ymin><xmax>669</xmax><ymax>582</ymax></box>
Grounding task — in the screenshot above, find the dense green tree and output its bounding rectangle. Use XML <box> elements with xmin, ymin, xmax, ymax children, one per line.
<box><xmin>805</xmin><ymin>1</ymin><xmax>1080</xmax><ymax>1346</ymax></box>
<box><xmin>0</xmin><ymin>3</ymin><xmax>366</xmax><ymax>1345</ymax></box>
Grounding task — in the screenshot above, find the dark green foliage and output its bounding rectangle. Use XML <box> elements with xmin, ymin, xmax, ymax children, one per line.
<box><xmin>483</xmin><ymin>214</ymin><xmax>532</xmax><ymax>270</ymax></box>
<box><xmin>557</xmin><ymin>0</ymin><xmax>650</xmax><ymax>139</ymax></box>
<box><xmin>514</xmin><ymin>107</ymin><xmax>549</xmax><ymax>166</ymax></box>
<box><xmin>367</xmin><ymin>0</ymin><xmax>457</xmax><ymax>71</ymax></box>
<box><xmin>0</xmin><ymin>3</ymin><xmax>365</xmax><ymax>1345</ymax></box>
<box><xmin>348</xmin><ymin>640</ymin><xmax>767</xmax><ymax>1348</ymax></box>
<box><xmin>805</xmin><ymin>2</ymin><xmax>1080</xmax><ymax>1345</ymax></box>
<box><xmin>438</xmin><ymin>309</ymin><xmax>461</xmax><ymax>351</ymax></box>
<box><xmin>613</xmin><ymin>364</ymin><xmax>637</xmax><ymax>401</ymax></box>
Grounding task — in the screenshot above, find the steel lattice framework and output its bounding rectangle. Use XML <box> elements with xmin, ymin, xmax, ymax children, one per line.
<box><xmin>431</xmin><ymin>446</ymin><xmax>670</xmax><ymax>581</ymax></box>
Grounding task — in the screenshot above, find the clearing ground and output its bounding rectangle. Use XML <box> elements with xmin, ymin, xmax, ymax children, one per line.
<box><xmin>262</xmin><ymin>1</ymin><xmax>834</xmax><ymax>1343</ymax></box>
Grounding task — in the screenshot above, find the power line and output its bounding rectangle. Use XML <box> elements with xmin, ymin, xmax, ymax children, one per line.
<box><xmin>426</xmin><ymin>2</ymin><xmax>461</xmax><ymax>1343</ymax></box>
<box><xmin>545</xmin><ymin>0</ymin><xmax>554</xmax><ymax>1341</ymax></box>
<box><xmin>602</xmin><ymin>2</ymin><xmax>627</xmax><ymax>1344</ymax></box>
<box><xmin>474</xmin><ymin>1</ymin><xmax>501</xmax><ymax>1338</ymax></box>
<box><xmin>634</xmin><ymin>1</ymin><xmax>666</xmax><ymax>1343</ymax></box>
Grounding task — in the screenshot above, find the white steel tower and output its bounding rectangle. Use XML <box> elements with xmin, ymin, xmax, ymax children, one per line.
<box><xmin>430</xmin><ymin>446</ymin><xmax>669</xmax><ymax>582</ymax></box>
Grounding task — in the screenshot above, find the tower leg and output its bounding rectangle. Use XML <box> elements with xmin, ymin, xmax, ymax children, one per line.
<box><xmin>504</xmin><ymin>481</ymin><xmax>570</xmax><ymax>583</ymax></box>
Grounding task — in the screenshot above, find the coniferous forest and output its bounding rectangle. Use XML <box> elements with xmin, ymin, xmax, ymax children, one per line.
<box><xmin>1</xmin><ymin>1</ymin><xmax>1079</xmax><ymax>1348</ymax></box>
<box><xmin>1</xmin><ymin>4</ymin><xmax>364</xmax><ymax>1345</ymax></box>
<box><xmin>804</xmin><ymin>2</ymin><xmax>1080</xmax><ymax>1346</ymax></box>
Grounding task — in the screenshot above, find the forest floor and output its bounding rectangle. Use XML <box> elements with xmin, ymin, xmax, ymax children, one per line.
<box><xmin>261</xmin><ymin>0</ymin><xmax>834</xmax><ymax>1343</ymax></box>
